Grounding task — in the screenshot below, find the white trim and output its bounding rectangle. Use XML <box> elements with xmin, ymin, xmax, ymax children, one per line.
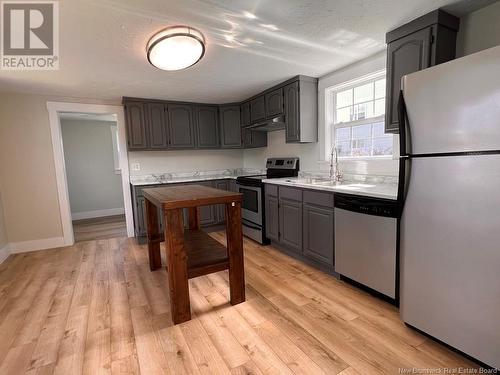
<box><xmin>9</xmin><ymin>237</ymin><xmax>65</xmax><ymax>254</ymax></box>
<box><xmin>0</xmin><ymin>244</ymin><xmax>10</xmax><ymax>264</ymax></box>
<box><xmin>72</xmin><ymin>208</ymin><xmax>125</xmax><ymax>221</ymax></box>
<box><xmin>47</xmin><ymin>102</ymin><xmax>135</xmax><ymax>247</ymax></box>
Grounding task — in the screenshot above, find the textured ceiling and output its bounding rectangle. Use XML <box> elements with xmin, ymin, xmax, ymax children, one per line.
<box><xmin>0</xmin><ymin>0</ymin><xmax>495</xmax><ymax>103</ymax></box>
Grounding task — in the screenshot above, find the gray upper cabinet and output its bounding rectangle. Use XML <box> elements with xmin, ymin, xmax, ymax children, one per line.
<box><xmin>284</xmin><ymin>81</ymin><xmax>300</xmax><ymax>142</ymax></box>
<box><xmin>385</xmin><ymin>9</ymin><xmax>459</xmax><ymax>133</ymax></box>
<box><xmin>265</xmin><ymin>88</ymin><xmax>283</xmax><ymax>117</ymax></box>
<box><xmin>147</xmin><ymin>103</ymin><xmax>168</xmax><ymax>149</ymax></box>
<box><xmin>242</xmin><ymin>129</ymin><xmax>267</xmax><ymax>149</ymax></box>
<box><xmin>250</xmin><ymin>95</ymin><xmax>266</xmax><ymax>123</ymax></box>
<box><xmin>284</xmin><ymin>77</ymin><xmax>318</xmax><ymax>143</ymax></box>
<box><xmin>220</xmin><ymin>105</ymin><xmax>242</xmax><ymax>148</ymax></box>
<box><xmin>167</xmin><ymin>104</ymin><xmax>196</xmax><ymax>148</ymax></box>
<box><xmin>195</xmin><ymin>106</ymin><xmax>219</xmax><ymax>149</ymax></box>
<box><xmin>125</xmin><ymin>102</ymin><xmax>149</xmax><ymax>150</ymax></box>
<box><xmin>240</xmin><ymin>101</ymin><xmax>251</xmax><ymax>127</ymax></box>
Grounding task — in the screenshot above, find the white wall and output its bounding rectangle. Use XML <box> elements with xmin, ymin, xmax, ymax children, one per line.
<box><xmin>457</xmin><ymin>0</ymin><xmax>500</xmax><ymax>57</ymax></box>
<box><xmin>0</xmin><ymin>184</ymin><xmax>8</xmax><ymax>262</ymax></box>
<box><xmin>61</xmin><ymin>119</ymin><xmax>124</xmax><ymax>219</ymax></box>
<box><xmin>128</xmin><ymin>149</ymin><xmax>244</xmax><ymax>175</ymax></box>
<box><xmin>244</xmin><ymin>51</ymin><xmax>400</xmax><ymax>176</ymax></box>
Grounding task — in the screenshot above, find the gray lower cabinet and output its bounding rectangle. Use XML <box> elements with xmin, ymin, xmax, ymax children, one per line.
<box><xmin>214</xmin><ymin>180</ymin><xmax>229</xmax><ymax>222</ymax></box>
<box><xmin>265</xmin><ymin>184</ymin><xmax>335</xmax><ymax>270</ymax></box>
<box><xmin>265</xmin><ymin>195</ymin><xmax>279</xmax><ymax>242</ymax></box>
<box><xmin>135</xmin><ymin>196</ymin><xmax>147</xmax><ymax>236</ymax></box>
<box><xmin>167</xmin><ymin>104</ymin><xmax>196</xmax><ymax>148</ymax></box>
<box><xmin>220</xmin><ymin>105</ymin><xmax>242</xmax><ymax>148</ymax></box>
<box><xmin>195</xmin><ymin>106</ymin><xmax>219</xmax><ymax>148</ymax></box>
<box><xmin>279</xmin><ymin>198</ymin><xmax>303</xmax><ymax>254</ymax></box>
<box><xmin>303</xmin><ymin>203</ymin><xmax>334</xmax><ymax>266</ymax></box>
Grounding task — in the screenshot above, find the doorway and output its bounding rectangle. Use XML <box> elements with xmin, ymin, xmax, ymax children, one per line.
<box><xmin>48</xmin><ymin>102</ymin><xmax>134</xmax><ymax>246</ymax></box>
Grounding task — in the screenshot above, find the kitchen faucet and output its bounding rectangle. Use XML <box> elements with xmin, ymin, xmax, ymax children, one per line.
<box><xmin>329</xmin><ymin>146</ymin><xmax>343</xmax><ymax>182</ymax></box>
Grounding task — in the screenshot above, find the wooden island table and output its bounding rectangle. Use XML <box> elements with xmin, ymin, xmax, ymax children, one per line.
<box><xmin>142</xmin><ymin>184</ymin><xmax>245</xmax><ymax>324</ymax></box>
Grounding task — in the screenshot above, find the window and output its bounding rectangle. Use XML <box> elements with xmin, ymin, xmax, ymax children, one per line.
<box><xmin>331</xmin><ymin>73</ymin><xmax>393</xmax><ymax>158</ymax></box>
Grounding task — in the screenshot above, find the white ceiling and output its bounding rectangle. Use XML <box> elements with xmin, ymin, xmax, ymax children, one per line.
<box><xmin>0</xmin><ymin>0</ymin><xmax>495</xmax><ymax>103</ymax></box>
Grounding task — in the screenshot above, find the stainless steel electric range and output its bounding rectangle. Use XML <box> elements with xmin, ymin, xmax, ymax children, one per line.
<box><xmin>236</xmin><ymin>157</ymin><xmax>299</xmax><ymax>244</ymax></box>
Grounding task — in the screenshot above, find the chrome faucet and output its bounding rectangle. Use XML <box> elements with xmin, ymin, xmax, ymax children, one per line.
<box><xmin>329</xmin><ymin>146</ymin><xmax>343</xmax><ymax>182</ymax></box>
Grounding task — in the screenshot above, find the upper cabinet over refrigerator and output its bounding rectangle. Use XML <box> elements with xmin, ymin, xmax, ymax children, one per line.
<box><xmin>385</xmin><ymin>9</ymin><xmax>459</xmax><ymax>134</ymax></box>
<box><xmin>402</xmin><ymin>45</ymin><xmax>500</xmax><ymax>155</ymax></box>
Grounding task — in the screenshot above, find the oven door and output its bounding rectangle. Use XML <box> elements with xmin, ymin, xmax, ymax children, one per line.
<box><xmin>236</xmin><ymin>183</ymin><xmax>262</xmax><ymax>226</ymax></box>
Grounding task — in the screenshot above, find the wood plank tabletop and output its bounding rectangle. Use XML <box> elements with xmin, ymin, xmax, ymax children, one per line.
<box><xmin>143</xmin><ymin>184</ymin><xmax>242</xmax><ymax>209</ymax></box>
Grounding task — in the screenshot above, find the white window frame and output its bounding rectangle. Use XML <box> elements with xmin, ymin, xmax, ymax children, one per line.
<box><xmin>325</xmin><ymin>70</ymin><xmax>392</xmax><ymax>161</ymax></box>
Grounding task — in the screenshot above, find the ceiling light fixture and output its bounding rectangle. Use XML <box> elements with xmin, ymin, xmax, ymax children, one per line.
<box><xmin>147</xmin><ymin>26</ymin><xmax>205</xmax><ymax>71</ymax></box>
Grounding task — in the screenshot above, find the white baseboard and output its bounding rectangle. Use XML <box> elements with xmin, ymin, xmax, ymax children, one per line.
<box><xmin>72</xmin><ymin>208</ymin><xmax>125</xmax><ymax>221</ymax></box>
<box><xmin>0</xmin><ymin>244</ymin><xmax>10</xmax><ymax>264</ymax></box>
<box><xmin>9</xmin><ymin>237</ymin><xmax>65</xmax><ymax>254</ymax></box>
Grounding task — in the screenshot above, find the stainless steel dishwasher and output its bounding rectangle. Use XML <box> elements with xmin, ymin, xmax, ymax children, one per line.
<box><xmin>334</xmin><ymin>193</ymin><xmax>398</xmax><ymax>300</ymax></box>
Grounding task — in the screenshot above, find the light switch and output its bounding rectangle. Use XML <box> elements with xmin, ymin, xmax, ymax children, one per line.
<box><xmin>131</xmin><ymin>162</ymin><xmax>141</xmax><ymax>171</ymax></box>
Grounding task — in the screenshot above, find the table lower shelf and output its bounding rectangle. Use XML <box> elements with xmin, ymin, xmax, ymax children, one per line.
<box><xmin>183</xmin><ymin>229</ymin><xmax>229</xmax><ymax>279</ymax></box>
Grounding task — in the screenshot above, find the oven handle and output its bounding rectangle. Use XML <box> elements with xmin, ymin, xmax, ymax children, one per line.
<box><xmin>242</xmin><ymin>220</ymin><xmax>262</xmax><ymax>231</ymax></box>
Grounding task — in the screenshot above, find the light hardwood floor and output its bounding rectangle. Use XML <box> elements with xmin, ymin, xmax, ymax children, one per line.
<box><xmin>0</xmin><ymin>232</ymin><xmax>478</xmax><ymax>374</ymax></box>
<box><xmin>73</xmin><ymin>215</ymin><xmax>127</xmax><ymax>242</ymax></box>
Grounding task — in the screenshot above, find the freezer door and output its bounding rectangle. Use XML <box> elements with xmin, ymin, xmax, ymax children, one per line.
<box><xmin>402</xmin><ymin>45</ymin><xmax>500</xmax><ymax>155</ymax></box>
<box><xmin>400</xmin><ymin>155</ymin><xmax>500</xmax><ymax>368</ymax></box>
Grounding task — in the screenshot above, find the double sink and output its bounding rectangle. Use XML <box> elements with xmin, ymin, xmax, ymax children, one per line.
<box><xmin>284</xmin><ymin>178</ymin><xmax>375</xmax><ymax>189</ymax></box>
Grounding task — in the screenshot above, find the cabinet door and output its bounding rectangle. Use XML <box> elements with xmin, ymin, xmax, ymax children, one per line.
<box><xmin>167</xmin><ymin>104</ymin><xmax>196</xmax><ymax>148</ymax></box>
<box><xmin>229</xmin><ymin>180</ymin><xmax>238</xmax><ymax>192</ymax></box>
<box><xmin>197</xmin><ymin>181</ymin><xmax>218</xmax><ymax>226</ymax></box>
<box><xmin>195</xmin><ymin>106</ymin><xmax>219</xmax><ymax>148</ymax></box>
<box><xmin>385</xmin><ymin>27</ymin><xmax>432</xmax><ymax>133</ymax></box>
<box><xmin>135</xmin><ymin>196</ymin><xmax>147</xmax><ymax>236</ymax></box>
<box><xmin>147</xmin><ymin>103</ymin><xmax>168</xmax><ymax>149</ymax></box>
<box><xmin>284</xmin><ymin>81</ymin><xmax>300</xmax><ymax>142</ymax></box>
<box><xmin>279</xmin><ymin>198</ymin><xmax>303</xmax><ymax>254</ymax></box>
<box><xmin>242</xmin><ymin>129</ymin><xmax>267</xmax><ymax>149</ymax></box>
<box><xmin>265</xmin><ymin>195</ymin><xmax>279</xmax><ymax>242</ymax></box>
<box><xmin>265</xmin><ymin>88</ymin><xmax>283</xmax><ymax>117</ymax></box>
<box><xmin>250</xmin><ymin>95</ymin><xmax>266</xmax><ymax>123</ymax></box>
<box><xmin>125</xmin><ymin>102</ymin><xmax>149</xmax><ymax>150</ymax></box>
<box><xmin>214</xmin><ymin>180</ymin><xmax>229</xmax><ymax>223</ymax></box>
<box><xmin>303</xmin><ymin>204</ymin><xmax>334</xmax><ymax>266</ymax></box>
<box><xmin>220</xmin><ymin>106</ymin><xmax>242</xmax><ymax>148</ymax></box>
<box><xmin>240</xmin><ymin>101</ymin><xmax>251</xmax><ymax>127</ymax></box>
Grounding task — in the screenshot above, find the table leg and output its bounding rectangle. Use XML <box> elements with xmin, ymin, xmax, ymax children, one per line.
<box><xmin>225</xmin><ymin>201</ymin><xmax>245</xmax><ymax>305</ymax></box>
<box><xmin>188</xmin><ymin>207</ymin><xmax>200</xmax><ymax>230</ymax></box>
<box><xmin>145</xmin><ymin>199</ymin><xmax>162</xmax><ymax>271</ymax></box>
<box><xmin>164</xmin><ymin>208</ymin><xmax>191</xmax><ymax>324</ymax></box>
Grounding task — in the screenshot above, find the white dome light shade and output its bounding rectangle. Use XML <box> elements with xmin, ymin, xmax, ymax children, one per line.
<box><xmin>147</xmin><ymin>26</ymin><xmax>205</xmax><ymax>71</ymax></box>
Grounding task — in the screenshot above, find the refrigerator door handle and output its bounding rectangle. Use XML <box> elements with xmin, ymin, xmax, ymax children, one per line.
<box><xmin>397</xmin><ymin>90</ymin><xmax>412</xmax><ymax>156</ymax></box>
<box><xmin>397</xmin><ymin>156</ymin><xmax>411</xmax><ymax>216</ymax></box>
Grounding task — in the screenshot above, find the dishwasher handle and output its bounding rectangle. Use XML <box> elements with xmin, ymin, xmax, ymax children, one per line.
<box><xmin>334</xmin><ymin>193</ymin><xmax>398</xmax><ymax>218</ymax></box>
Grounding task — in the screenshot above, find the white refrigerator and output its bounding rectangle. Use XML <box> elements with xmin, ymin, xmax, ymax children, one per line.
<box><xmin>399</xmin><ymin>45</ymin><xmax>500</xmax><ymax>369</ymax></box>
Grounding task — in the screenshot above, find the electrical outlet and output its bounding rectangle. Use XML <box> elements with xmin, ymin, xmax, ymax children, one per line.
<box><xmin>131</xmin><ymin>162</ymin><xmax>141</xmax><ymax>171</ymax></box>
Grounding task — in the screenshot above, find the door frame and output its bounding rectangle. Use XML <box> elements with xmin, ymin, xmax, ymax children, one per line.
<box><xmin>47</xmin><ymin>101</ymin><xmax>134</xmax><ymax>246</ymax></box>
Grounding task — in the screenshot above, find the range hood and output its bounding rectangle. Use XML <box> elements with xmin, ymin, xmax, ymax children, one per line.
<box><xmin>246</xmin><ymin>115</ymin><xmax>285</xmax><ymax>132</ymax></box>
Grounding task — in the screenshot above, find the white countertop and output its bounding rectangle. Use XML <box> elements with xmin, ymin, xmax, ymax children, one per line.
<box><xmin>263</xmin><ymin>177</ymin><xmax>398</xmax><ymax>200</ymax></box>
<box><xmin>130</xmin><ymin>169</ymin><xmax>264</xmax><ymax>186</ymax></box>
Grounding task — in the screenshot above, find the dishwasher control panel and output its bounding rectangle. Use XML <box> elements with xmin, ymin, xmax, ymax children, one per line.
<box><xmin>334</xmin><ymin>193</ymin><xmax>398</xmax><ymax>218</ymax></box>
